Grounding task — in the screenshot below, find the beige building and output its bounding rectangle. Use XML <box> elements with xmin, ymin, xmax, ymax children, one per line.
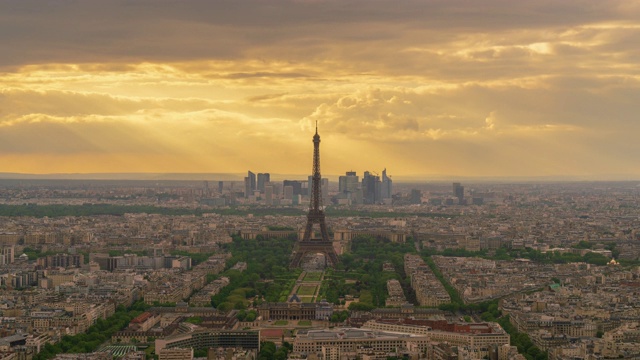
<box><xmin>294</xmin><ymin>328</ymin><xmax>431</xmax><ymax>355</ymax></box>
<box><xmin>159</xmin><ymin>347</ymin><xmax>193</xmax><ymax>360</ymax></box>
<box><xmin>363</xmin><ymin>320</ymin><xmax>510</xmax><ymax>348</ymax></box>
<box><xmin>0</xmin><ymin>245</ymin><xmax>15</xmax><ymax>265</ymax></box>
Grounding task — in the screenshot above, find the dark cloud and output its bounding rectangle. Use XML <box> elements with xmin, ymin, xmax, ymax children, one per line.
<box><xmin>225</xmin><ymin>72</ymin><xmax>312</xmax><ymax>79</ymax></box>
<box><xmin>0</xmin><ymin>0</ymin><xmax>635</xmax><ymax>68</ymax></box>
<box><xmin>246</xmin><ymin>93</ymin><xmax>290</xmax><ymax>102</ymax></box>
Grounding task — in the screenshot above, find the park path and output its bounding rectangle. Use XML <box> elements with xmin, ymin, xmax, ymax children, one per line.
<box><xmin>311</xmin><ymin>271</ymin><xmax>325</xmax><ymax>300</ymax></box>
<box><xmin>296</xmin><ymin>271</ymin><xmax>307</xmax><ymax>283</ymax></box>
<box><xmin>288</xmin><ymin>271</ymin><xmax>307</xmax><ymax>298</ymax></box>
<box><xmin>288</xmin><ymin>271</ymin><xmax>325</xmax><ymax>302</ymax></box>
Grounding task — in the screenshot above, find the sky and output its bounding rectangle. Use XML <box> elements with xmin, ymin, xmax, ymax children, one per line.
<box><xmin>1</xmin><ymin>0</ymin><xmax>639</xmax><ymax>180</ymax></box>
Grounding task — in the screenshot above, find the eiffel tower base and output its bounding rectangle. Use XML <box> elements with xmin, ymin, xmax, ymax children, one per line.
<box><xmin>290</xmin><ymin>239</ymin><xmax>339</xmax><ymax>268</ymax></box>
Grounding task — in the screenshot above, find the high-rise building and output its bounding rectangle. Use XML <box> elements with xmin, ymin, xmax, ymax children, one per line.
<box><xmin>265</xmin><ymin>185</ymin><xmax>274</xmax><ymax>206</ymax></box>
<box><xmin>271</xmin><ymin>182</ymin><xmax>282</xmax><ymax>197</ymax></box>
<box><xmin>321</xmin><ymin>178</ymin><xmax>330</xmax><ymax>205</ymax></box>
<box><xmin>338</xmin><ymin>171</ymin><xmax>359</xmax><ymax>194</ymax></box>
<box><xmin>244</xmin><ymin>171</ymin><xmax>256</xmax><ymax>198</ymax></box>
<box><xmin>362</xmin><ymin>171</ymin><xmax>381</xmax><ymax>204</ymax></box>
<box><xmin>283</xmin><ymin>180</ymin><xmax>303</xmax><ymax>196</ymax></box>
<box><xmin>283</xmin><ymin>185</ymin><xmax>294</xmax><ymax>200</ymax></box>
<box><xmin>381</xmin><ymin>168</ymin><xmax>393</xmax><ymax>200</ymax></box>
<box><xmin>410</xmin><ymin>189</ymin><xmax>422</xmax><ymax>204</ymax></box>
<box><xmin>257</xmin><ymin>173</ymin><xmax>270</xmax><ymax>192</ymax></box>
<box><xmin>453</xmin><ymin>182</ymin><xmax>465</xmax><ymax>204</ymax></box>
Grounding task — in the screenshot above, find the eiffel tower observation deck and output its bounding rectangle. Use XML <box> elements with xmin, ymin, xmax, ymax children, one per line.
<box><xmin>290</xmin><ymin>124</ymin><xmax>339</xmax><ymax>268</ymax></box>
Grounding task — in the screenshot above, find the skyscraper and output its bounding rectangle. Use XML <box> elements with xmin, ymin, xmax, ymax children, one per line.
<box><xmin>453</xmin><ymin>182</ymin><xmax>465</xmax><ymax>204</ymax></box>
<box><xmin>257</xmin><ymin>173</ymin><xmax>270</xmax><ymax>192</ymax></box>
<box><xmin>338</xmin><ymin>171</ymin><xmax>359</xmax><ymax>193</ymax></box>
<box><xmin>203</xmin><ymin>181</ymin><xmax>209</xmax><ymax>196</ymax></box>
<box><xmin>283</xmin><ymin>180</ymin><xmax>303</xmax><ymax>196</ymax></box>
<box><xmin>265</xmin><ymin>185</ymin><xmax>273</xmax><ymax>206</ymax></box>
<box><xmin>321</xmin><ymin>178</ymin><xmax>330</xmax><ymax>205</ymax></box>
<box><xmin>410</xmin><ymin>189</ymin><xmax>422</xmax><ymax>204</ymax></box>
<box><xmin>362</xmin><ymin>171</ymin><xmax>381</xmax><ymax>204</ymax></box>
<box><xmin>381</xmin><ymin>168</ymin><xmax>392</xmax><ymax>201</ymax></box>
<box><xmin>283</xmin><ymin>185</ymin><xmax>294</xmax><ymax>200</ymax></box>
<box><xmin>245</xmin><ymin>171</ymin><xmax>256</xmax><ymax>198</ymax></box>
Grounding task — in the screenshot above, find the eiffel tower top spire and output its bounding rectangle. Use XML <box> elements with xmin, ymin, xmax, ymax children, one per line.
<box><xmin>310</xmin><ymin>121</ymin><xmax>322</xmax><ymax>212</ymax></box>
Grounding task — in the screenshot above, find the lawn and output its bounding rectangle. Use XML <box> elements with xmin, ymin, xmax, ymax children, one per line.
<box><xmin>301</xmin><ymin>297</ymin><xmax>315</xmax><ymax>303</ymax></box>
<box><xmin>274</xmin><ymin>320</ymin><xmax>288</xmax><ymax>326</ymax></box>
<box><xmin>297</xmin><ymin>285</ymin><xmax>317</xmax><ymax>296</ymax></box>
<box><xmin>298</xmin><ymin>320</ymin><xmax>312</xmax><ymax>326</ymax></box>
<box><xmin>303</xmin><ymin>272</ymin><xmax>323</xmax><ymax>282</ymax></box>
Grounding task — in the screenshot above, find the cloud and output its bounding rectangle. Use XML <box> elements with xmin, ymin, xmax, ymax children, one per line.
<box><xmin>225</xmin><ymin>72</ymin><xmax>312</xmax><ymax>79</ymax></box>
<box><xmin>1</xmin><ymin>1</ymin><xmax>640</xmax><ymax>178</ymax></box>
<box><xmin>0</xmin><ymin>88</ymin><xmax>215</xmax><ymax>119</ymax></box>
<box><xmin>0</xmin><ymin>1</ymin><xmax>637</xmax><ymax>69</ymax></box>
<box><xmin>301</xmin><ymin>84</ymin><xmax>599</xmax><ymax>142</ymax></box>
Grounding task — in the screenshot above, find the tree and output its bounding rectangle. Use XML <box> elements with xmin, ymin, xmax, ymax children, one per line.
<box><xmin>234</xmin><ymin>301</ymin><xmax>247</xmax><ymax>310</ymax></box>
<box><xmin>245</xmin><ymin>311</ymin><xmax>257</xmax><ymax>322</ymax></box>
<box><xmin>194</xmin><ymin>349</ymin><xmax>208</xmax><ymax>357</ymax></box>
<box><xmin>480</xmin><ymin>312</ymin><xmax>495</xmax><ymax>322</ymax></box>
<box><xmin>348</xmin><ymin>302</ymin><xmax>375</xmax><ymax>311</ymax></box>
<box><xmin>573</xmin><ymin>241</ymin><xmax>593</xmax><ymax>249</ymax></box>
<box><xmin>274</xmin><ymin>348</ymin><xmax>288</xmax><ymax>360</ymax></box>
<box><xmin>258</xmin><ymin>341</ymin><xmax>277</xmax><ymax>360</ymax></box>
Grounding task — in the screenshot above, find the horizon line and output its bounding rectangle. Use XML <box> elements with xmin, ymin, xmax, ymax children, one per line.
<box><xmin>0</xmin><ymin>171</ymin><xmax>639</xmax><ymax>183</ymax></box>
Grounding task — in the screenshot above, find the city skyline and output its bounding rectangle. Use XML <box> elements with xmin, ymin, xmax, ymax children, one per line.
<box><xmin>1</xmin><ymin>1</ymin><xmax>640</xmax><ymax>180</ymax></box>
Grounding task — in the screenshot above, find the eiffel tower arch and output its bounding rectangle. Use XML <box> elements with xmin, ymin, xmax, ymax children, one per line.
<box><xmin>290</xmin><ymin>125</ymin><xmax>339</xmax><ymax>268</ymax></box>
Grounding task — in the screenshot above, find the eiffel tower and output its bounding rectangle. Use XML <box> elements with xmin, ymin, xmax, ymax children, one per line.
<box><xmin>290</xmin><ymin>124</ymin><xmax>339</xmax><ymax>268</ymax></box>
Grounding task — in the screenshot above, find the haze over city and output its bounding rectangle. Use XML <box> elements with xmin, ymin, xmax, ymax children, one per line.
<box><xmin>1</xmin><ymin>1</ymin><xmax>640</xmax><ymax>180</ymax></box>
<box><xmin>4</xmin><ymin>3</ymin><xmax>640</xmax><ymax>359</ymax></box>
